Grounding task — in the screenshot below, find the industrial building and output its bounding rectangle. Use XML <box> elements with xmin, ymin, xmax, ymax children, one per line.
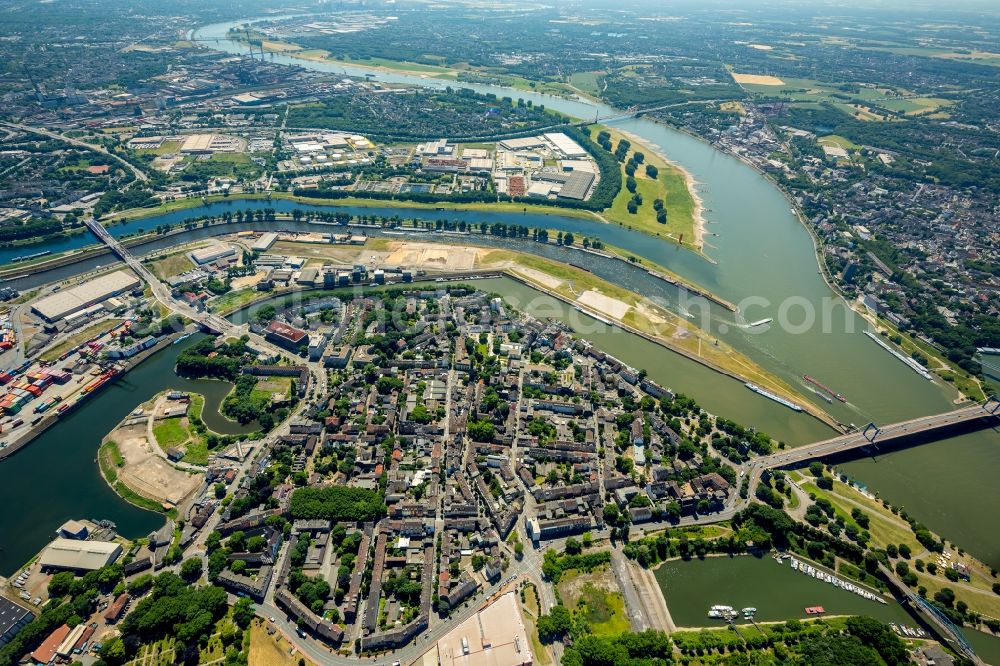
<box><xmin>533</xmin><ymin>170</ymin><xmax>594</xmax><ymax>200</ymax></box>
<box><xmin>57</xmin><ymin>519</ymin><xmax>89</xmax><ymax>540</ymax></box>
<box><xmin>189</xmin><ymin>243</ymin><xmax>237</xmax><ymax>266</ymax></box>
<box><xmin>0</xmin><ymin>598</ymin><xmax>33</xmax><ymax>648</ymax></box>
<box><xmin>252</xmin><ymin>232</ymin><xmax>278</xmax><ymax>252</ymax></box>
<box><xmin>499</xmin><ymin>136</ymin><xmax>546</xmax><ymax>151</ymax></box>
<box><xmin>543</xmin><ymin>132</ymin><xmax>587</xmax><ymax>158</ymax></box>
<box><xmin>31</xmin><ymin>270</ymin><xmax>140</xmax><ymax>322</ymax></box>
<box><xmin>39</xmin><ymin>538</ymin><xmax>123</xmax><ymax>572</ymax></box>
<box><xmin>179</xmin><ymin>133</ymin><xmax>242</xmax><ymax>154</ymax></box>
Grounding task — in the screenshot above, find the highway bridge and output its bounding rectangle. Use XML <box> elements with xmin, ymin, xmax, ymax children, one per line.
<box><xmin>84</xmin><ymin>218</ymin><xmax>234</xmax><ymax>335</ymax></box>
<box><xmin>755</xmin><ymin>398</ymin><xmax>1000</xmax><ymax>470</ymax></box>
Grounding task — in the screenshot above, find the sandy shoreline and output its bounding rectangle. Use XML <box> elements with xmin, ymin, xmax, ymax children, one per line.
<box><xmin>616</xmin><ymin>128</ymin><xmax>707</xmax><ymax>252</ymax></box>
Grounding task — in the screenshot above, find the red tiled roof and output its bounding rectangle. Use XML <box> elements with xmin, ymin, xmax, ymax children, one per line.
<box><xmin>32</xmin><ymin>624</ymin><xmax>70</xmax><ymax>664</ymax></box>
<box><xmin>265</xmin><ymin>320</ymin><xmax>307</xmax><ymax>343</ymax></box>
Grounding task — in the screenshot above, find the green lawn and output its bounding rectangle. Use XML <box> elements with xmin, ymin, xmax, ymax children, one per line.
<box><xmin>153</xmin><ymin>417</ymin><xmax>188</xmax><ymax>450</ymax></box>
<box><xmin>794</xmin><ymin>473</ymin><xmax>920</xmax><ymax>552</ymax></box>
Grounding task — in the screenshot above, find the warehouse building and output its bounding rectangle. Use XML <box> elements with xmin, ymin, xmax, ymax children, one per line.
<box><xmin>189</xmin><ymin>243</ymin><xmax>237</xmax><ymax>266</ymax></box>
<box><xmin>0</xmin><ymin>598</ymin><xmax>33</xmax><ymax>648</ymax></box>
<box><xmin>544</xmin><ymin>132</ymin><xmax>588</xmax><ymax>158</ymax></box>
<box><xmin>499</xmin><ymin>136</ymin><xmax>546</xmax><ymax>151</ymax></box>
<box><xmin>252</xmin><ymin>232</ymin><xmax>278</xmax><ymax>252</ymax></box>
<box><xmin>179</xmin><ymin>133</ymin><xmax>242</xmax><ymax>154</ymax></box>
<box><xmin>39</xmin><ymin>538</ymin><xmax>122</xmax><ymax>572</ymax></box>
<box><xmin>31</xmin><ymin>270</ymin><xmax>140</xmax><ymax>322</ymax></box>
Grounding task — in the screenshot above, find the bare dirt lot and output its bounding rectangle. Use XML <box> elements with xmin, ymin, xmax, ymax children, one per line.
<box><xmin>384</xmin><ymin>242</ymin><xmax>486</xmax><ymax>271</ymax></box>
<box><xmin>576</xmin><ymin>290</ymin><xmax>632</xmax><ymax>319</ymax></box>
<box><xmin>110</xmin><ymin>420</ymin><xmax>200</xmax><ymax>507</ymax></box>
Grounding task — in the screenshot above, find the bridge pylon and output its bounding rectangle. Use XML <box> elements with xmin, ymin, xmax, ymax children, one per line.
<box><xmin>985</xmin><ymin>395</ymin><xmax>1000</xmax><ymax>415</ymax></box>
<box><xmin>862</xmin><ymin>422</ymin><xmax>881</xmax><ymax>443</ymax></box>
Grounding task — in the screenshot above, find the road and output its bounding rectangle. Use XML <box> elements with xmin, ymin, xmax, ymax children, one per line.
<box><xmin>753</xmin><ymin>400</ymin><xmax>1000</xmax><ymax>470</ymax></box>
<box><xmin>2</xmin><ymin>121</ymin><xmax>149</xmax><ymax>183</ymax></box>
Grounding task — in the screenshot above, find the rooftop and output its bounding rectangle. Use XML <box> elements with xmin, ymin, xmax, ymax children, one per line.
<box><xmin>39</xmin><ymin>538</ymin><xmax>122</xmax><ymax>571</ymax></box>
<box><xmin>437</xmin><ymin>591</ymin><xmax>532</xmax><ymax>666</ymax></box>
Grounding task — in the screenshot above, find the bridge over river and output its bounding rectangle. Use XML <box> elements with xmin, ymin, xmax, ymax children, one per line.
<box><xmin>755</xmin><ymin>398</ymin><xmax>1000</xmax><ymax>470</ymax></box>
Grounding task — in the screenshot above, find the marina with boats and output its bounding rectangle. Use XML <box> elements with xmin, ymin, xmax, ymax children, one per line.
<box><xmin>789</xmin><ymin>556</ymin><xmax>887</xmax><ymax>605</ymax></box>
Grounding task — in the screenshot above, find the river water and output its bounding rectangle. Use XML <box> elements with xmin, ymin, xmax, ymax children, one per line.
<box><xmin>655</xmin><ymin>555</ymin><xmax>1000</xmax><ymax>665</ymax></box>
<box><xmin>0</xmin><ymin>15</ymin><xmax>997</xmax><ymax>652</ymax></box>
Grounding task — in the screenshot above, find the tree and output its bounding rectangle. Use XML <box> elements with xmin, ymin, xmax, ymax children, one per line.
<box><xmin>565</xmin><ymin>538</ymin><xmax>582</xmax><ymax>555</ymax></box>
<box><xmin>798</xmin><ymin>635</ymin><xmax>882</xmax><ymax>666</ymax></box>
<box><xmin>645</xmin><ymin>164</ymin><xmax>658</xmax><ymax>179</ymax></box>
<box><xmin>536</xmin><ymin>604</ymin><xmax>572</xmax><ymax>642</ymax></box>
<box><xmin>100</xmin><ymin>637</ymin><xmax>127</xmax><ymax>665</ymax></box>
<box><xmin>467</xmin><ymin>420</ymin><xmax>496</xmax><ymax>443</ymax></box>
<box><xmin>845</xmin><ymin>616</ymin><xmax>909</xmax><ymax>665</ymax></box>
<box><xmin>180</xmin><ymin>557</ymin><xmax>203</xmax><ymax>583</ymax></box>
<box><xmin>232</xmin><ymin>597</ymin><xmax>255</xmax><ymax>629</ymax></box>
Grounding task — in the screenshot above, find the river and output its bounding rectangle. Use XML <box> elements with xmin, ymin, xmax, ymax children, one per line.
<box><xmin>186</xmin><ymin>17</ymin><xmax>998</xmax><ymax>567</ymax></box>
<box><xmin>0</xmin><ymin>12</ymin><xmax>996</xmax><ymax>648</ymax></box>
<box><xmin>4</xmin><ymin>15</ymin><xmax>996</xmax><ymax>563</ymax></box>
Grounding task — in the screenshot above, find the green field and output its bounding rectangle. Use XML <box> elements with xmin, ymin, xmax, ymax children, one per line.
<box><xmin>209</xmin><ymin>288</ymin><xmax>263</xmax><ymax>314</ymax></box>
<box><xmin>148</xmin><ymin>252</ymin><xmax>195</xmax><ymax>280</ymax></box>
<box><xmin>742</xmin><ymin>76</ymin><xmax>950</xmax><ymax>119</ymax></box>
<box><xmin>601</xmin><ymin>127</ymin><xmax>699</xmax><ymax>248</ymax></box>
<box><xmin>569</xmin><ymin>71</ymin><xmax>604</xmax><ymax>96</ymax></box>
<box><xmin>818</xmin><ymin>135</ymin><xmax>860</xmax><ymax>151</ymax></box>
<box><xmin>153</xmin><ymin>416</ymin><xmax>188</xmax><ymax>450</ymax></box>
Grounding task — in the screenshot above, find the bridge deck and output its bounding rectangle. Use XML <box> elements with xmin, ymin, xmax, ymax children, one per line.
<box><xmin>757</xmin><ymin>403</ymin><xmax>998</xmax><ymax>469</ymax></box>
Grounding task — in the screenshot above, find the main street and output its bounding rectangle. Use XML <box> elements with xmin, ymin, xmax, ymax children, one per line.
<box><xmin>1</xmin><ymin>121</ymin><xmax>150</xmax><ymax>183</ymax></box>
